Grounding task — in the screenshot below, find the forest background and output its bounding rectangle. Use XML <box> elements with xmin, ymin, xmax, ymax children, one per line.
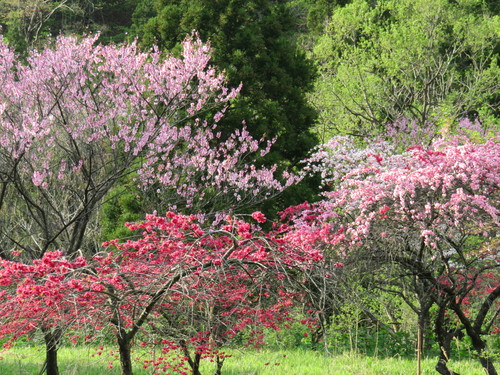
<box><xmin>0</xmin><ymin>1</ymin><xmax>498</xmax><ymax>375</ymax></box>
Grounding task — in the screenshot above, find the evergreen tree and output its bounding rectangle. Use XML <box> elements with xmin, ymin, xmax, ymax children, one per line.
<box><xmin>131</xmin><ymin>0</ymin><xmax>320</xmax><ymax>214</ymax></box>
<box><xmin>132</xmin><ymin>0</ymin><xmax>318</xmax><ymax>168</ymax></box>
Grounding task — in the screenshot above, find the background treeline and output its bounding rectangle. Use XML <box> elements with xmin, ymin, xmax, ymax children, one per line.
<box><xmin>1</xmin><ymin>0</ymin><xmax>497</xmax><ymax>153</ymax></box>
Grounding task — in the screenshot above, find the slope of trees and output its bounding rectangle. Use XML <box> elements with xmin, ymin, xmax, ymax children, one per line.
<box><xmin>0</xmin><ymin>0</ymin><xmax>138</xmax><ymax>53</ymax></box>
<box><xmin>312</xmin><ymin>0</ymin><xmax>499</xmax><ymax>138</ymax></box>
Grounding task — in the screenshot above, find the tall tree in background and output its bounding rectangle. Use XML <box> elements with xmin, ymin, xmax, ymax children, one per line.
<box><xmin>312</xmin><ymin>0</ymin><xmax>499</xmax><ymax>139</ymax></box>
<box><xmin>131</xmin><ymin>0</ymin><xmax>318</xmax><ymax>198</ymax></box>
<box><xmin>287</xmin><ymin>0</ymin><xmax>352</xmax><ymax>50</ymax></box>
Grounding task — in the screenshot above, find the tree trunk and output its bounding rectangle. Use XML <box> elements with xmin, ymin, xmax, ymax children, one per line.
<box><xmin>449</xmin><ymin>301</ymin><xmax>498</xmax><ymax>375</ymax></box>
<box><xmin>118</xmin><ymin>336</ymin><xmax>134</xmax><ymax>375</ymax></box>
<box><xmin>417</xmin><ymin>324</ymin><xmax>422</xmax><ymax>375</ymax></box>
<box><xmin>192</xmin><ymin>353</ymin><xmax>202</xmax><ymax>375</ymax></box>
<box><xmin>214</xmin><ymin>355</ymin><xmax>225</xmax><ymax>375</ymax></box>
<box><xmin>43</xmin><ymin>328</ymin><xmax>62</xmax><ymax>375</ymax></box>
<box><xmin>416</xmin><ymin>309</ymin><xmax>429</xmax><ymax>375</ymax></box>
<box><xmin>180</xmin><ymin>339</ymin><xmax>202</xmax><ymax>375</ymax></box>
<box><xmin>476</xmin><ymin>348</ymin><xmax>497</xmax><ymax>375</ymax></box>
<box><xmin>434</xmin><ymin>306</ymin><xmax>460</xmax><ymax>375</ymax></box>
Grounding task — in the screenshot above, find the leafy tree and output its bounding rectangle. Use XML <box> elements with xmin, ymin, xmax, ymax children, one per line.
<box><xmin>312</xmin><ymin>0</ymin><xmax>500</xmax><ymax>138</ymax></box>
<box><xmin>0</xmin><ymin>0</ymin><xmax>138</xmax><ymax>53</ymax></box>
<box><xmin>131</xmin><ymin>0</ymin><xmax>318</xmax><ymax>193</ymax></box>
<box><xmin>287</xmin><ymin>0</ymin><xmax>352</xmax><ymax>50</ymax></box>
<box><xmin>0</xmin><ymin>0</ymin><xmax>72</xmax><ymax>52</ymax></box>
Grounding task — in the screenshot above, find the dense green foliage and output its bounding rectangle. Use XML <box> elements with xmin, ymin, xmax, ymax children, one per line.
<box><xmin>312</xmin><ymin>0</ymin><xmax>499</xmax><ymax>138</ymax></box>
<box><xmin>288</xmin><ymin>0</ymin><xmax>352</xmax><ymax>50</ymax></box>
<box><xmin>0</xmin><ymin>0</ymin><xmax>137</xmax><ymax>53</ymax></box>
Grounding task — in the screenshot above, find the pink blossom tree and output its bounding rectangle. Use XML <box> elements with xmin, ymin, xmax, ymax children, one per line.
<box><xmin>0</xmin><ymin>33</ymin><xmax>296</xmax><ymax>259</ymax></box>
<box><xmin>296</xmin><ymin>133</ymin><xmax>500</xmax><ymax>374</ymax></box>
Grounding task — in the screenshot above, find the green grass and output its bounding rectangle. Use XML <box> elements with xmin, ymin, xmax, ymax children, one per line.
<box><xmin>0</xmin><ymin>346</ymin><xmax>488</xmax><ymax>374</ymax></box>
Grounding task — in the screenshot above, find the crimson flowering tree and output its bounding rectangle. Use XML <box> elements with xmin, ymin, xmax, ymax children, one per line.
<box><xmin>0</xmin><ymin>211</ymin><xmax>313</xmax><ymax>375</ymax></box>
<box><xmin>83</xmin><ymin>211</ymin><xmax>314</xmax><ymax>375</ymax></box>
<box><xmin>295</xmin><ymin>131</ymin><xmax>500</xmax><ymax>374</ymax></box>
<box><xmin>0</xmin><ymin>33</ymin><xmax>296</xmax><ymax>259</ymax></box>
<box><xmin>0</xmin><ymin>251</ymin><xmax>90</xmax><ymax>375</ymax></box>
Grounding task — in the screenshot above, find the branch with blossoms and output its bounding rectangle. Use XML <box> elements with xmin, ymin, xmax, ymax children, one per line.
<box><xmin>302</xmin><ymin>117</ymin><xmax>497</xmax><ymax>192</ymax></box>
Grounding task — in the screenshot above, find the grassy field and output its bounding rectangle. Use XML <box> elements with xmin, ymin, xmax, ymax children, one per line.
<box><xmin>0</xmin><ymin>346</ymin><xmax>488</xmax><ymax>375</ymax></box>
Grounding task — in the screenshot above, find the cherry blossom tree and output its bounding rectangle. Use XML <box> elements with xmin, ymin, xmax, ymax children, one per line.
<box><xmin>296</xmin><ymin>132</ymin><xmax>500</xmax><ymax>374</ymax></box>
<box><xmin>0</xmin><ymin>33</ymin><xmax>296</xmax><ymax>259</ymax></box>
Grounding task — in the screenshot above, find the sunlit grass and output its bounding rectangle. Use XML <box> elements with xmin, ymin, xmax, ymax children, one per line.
<box><xmin>220</xmin><ymin>349</ymin><xmax>486</xmax><ymax>375</ymax></box>
<box><xmin>0</xmin><ymin>346</ymin><xmax>488</xmax><ymax>374</ymax></box>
